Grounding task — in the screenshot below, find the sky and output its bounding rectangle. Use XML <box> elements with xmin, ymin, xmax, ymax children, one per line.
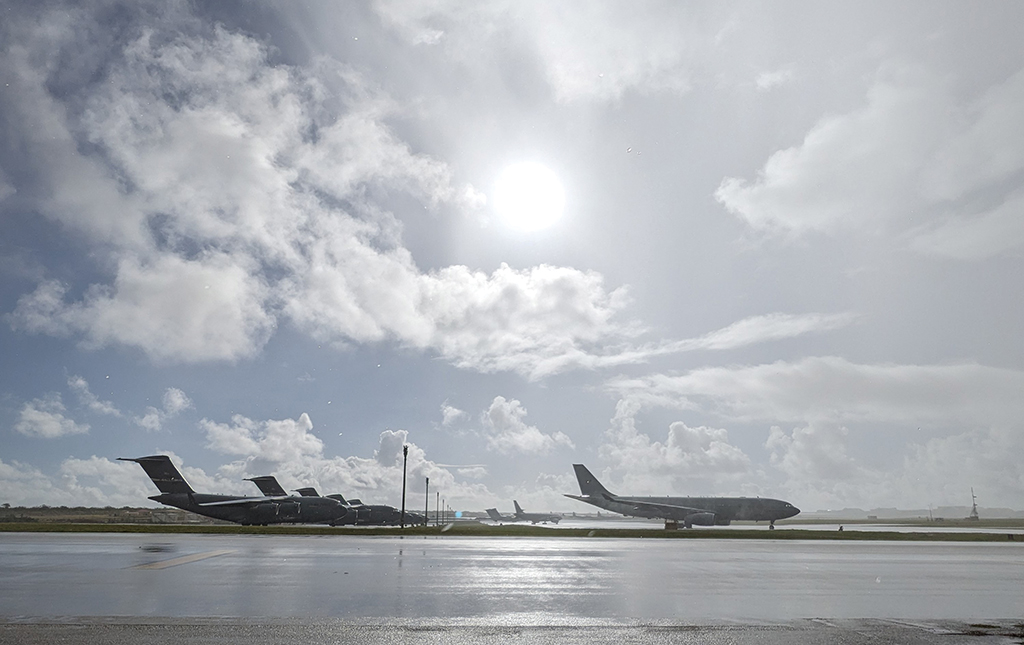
<box><xmin>2</xmin><ymin>0</ymin><xmax>1023</xmax><ymax>514</ymax></box>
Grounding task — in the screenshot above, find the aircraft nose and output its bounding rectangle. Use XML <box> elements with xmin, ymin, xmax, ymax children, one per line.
<box><xmin>788</xmin><ymin>505</ymin><xmax>801</xmax><ymax>518</ymax></box>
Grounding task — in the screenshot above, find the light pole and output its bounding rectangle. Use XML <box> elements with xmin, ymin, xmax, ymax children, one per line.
<box><xmin>400</xmin><ymin>444</ymin><xmax>408</xmax><ymax>528</ymax></box>
<box><xmin>436</xmin><ymin>491</ymin><xmax>440</xmax><ymax>526</ymax></box>
<box><xmin>424</xmin><ymin>476</ymin><xmax>429</xmax><ymax>527</ymax></box>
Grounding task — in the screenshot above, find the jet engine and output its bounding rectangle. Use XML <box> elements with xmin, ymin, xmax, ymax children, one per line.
<box><xmin>683</xmin><ymin>512</ymin><xmax>715</xmax><ymax>528</ymax></box>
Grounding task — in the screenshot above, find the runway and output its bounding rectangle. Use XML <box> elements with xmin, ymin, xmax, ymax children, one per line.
<box><xmin>2</xmin><ymin>532</ymin><xmax>1021</xmax><ymax>621</ymax></box>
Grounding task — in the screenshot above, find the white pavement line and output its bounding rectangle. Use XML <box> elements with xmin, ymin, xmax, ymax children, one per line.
<box><xmin>132</xmin><ymin>549</ymin><xmax>235</xmax><ymax>570</ymax></box>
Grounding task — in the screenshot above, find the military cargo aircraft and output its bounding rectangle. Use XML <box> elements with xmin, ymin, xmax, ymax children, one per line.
<box><xmin>278</xmin><ymin>482</ymin><xmax>425</xmax><ymax>526</ymax></box>
<box><xmin>119</xmin><ymin>455</ymin><xmax>351</xmax><ymax>526</ymax></box>
<box><xmin>565</xmin><ymin>463</ymin><xmax>800</xmax><ymax>529</ymax></box>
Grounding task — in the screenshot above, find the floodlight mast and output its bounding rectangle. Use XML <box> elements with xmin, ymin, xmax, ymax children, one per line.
<box><xmin>400</xmin><ymin>445</ymin><xmax>408</xmax><ymax>528</ymax></box>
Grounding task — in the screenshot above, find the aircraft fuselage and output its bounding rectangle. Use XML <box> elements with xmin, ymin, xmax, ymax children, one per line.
<box><xmin>150</xmin><ymin>492</ymin><xmax>351</xmax><ymax>526</ymax></box>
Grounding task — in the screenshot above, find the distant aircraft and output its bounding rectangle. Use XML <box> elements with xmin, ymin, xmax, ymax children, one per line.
<box><xmin>485</xmin><ymin>507</ymin><xmax>516</xmax><ymax>523</ymax></box>
<box><xmin>565</xmin><ymin>464</ymin><xmax>800</xmax><ymax>529</ymax></box>
<box><xmin>513</xmin><ymin>500</ymin><xmax>560</xmax><ymax>524</ymax></box>
<box><xmin>119</xmin><ymin>455</ymin><xmax>350</xmax><ymax>526</ymax></box>
<box><xmin>485</xmin><ymin>502</ymin><xmax>560</xmax><ymax>524</ymax></box>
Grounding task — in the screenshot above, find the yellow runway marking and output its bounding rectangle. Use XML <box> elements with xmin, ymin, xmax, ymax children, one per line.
<box><xmin>132</xmin><ymin>549</ymin><xmax>235</xmax><ymax>570</ymax></box>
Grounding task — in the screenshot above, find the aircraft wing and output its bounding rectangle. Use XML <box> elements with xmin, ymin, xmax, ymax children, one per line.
<box><xmin>621</xmin><ymin>499</ymin><xmax>711</xmax><ymax>519</ymax></box>
<box><xmin>197</xmin><ymin>496</ymin><xmax>291</xmax><ymax>507</ymax></box>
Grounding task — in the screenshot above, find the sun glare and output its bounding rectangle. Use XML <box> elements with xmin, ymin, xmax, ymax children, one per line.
<box><xmin>493</xmin><ymin>162</ymin><xmax>565</xmax><ymax>232</ymax></box>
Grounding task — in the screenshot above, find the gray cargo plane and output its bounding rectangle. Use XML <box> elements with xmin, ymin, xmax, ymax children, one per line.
<box><xmin>565</xmin><ymin>464</ymin><xmax>800</xmax><ymax>529</ymax></box>
<box><xmin>287</xmin><ymin>483</ymin><xmax>425</xmax><ymax>526</ymax></box>
<box><xmin>120</xmin><ymin>455</ymin><xmax>351</xmax><ymax>526</ymax></box>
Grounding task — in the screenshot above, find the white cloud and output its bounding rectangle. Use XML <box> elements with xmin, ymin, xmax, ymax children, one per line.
<box><xmin>666</xmin><ymin>312</ymin><xmax>857</xmax><ymax>352</ymax></box>
<box><xmin>717</xmin><ymin>64</ymin><xmax>1024</xmax><ymax>259</ymax></box>
<box><xmin>482</xmin><ymin>396</ymin><xmax>574</xmax><ymax>455</ymax></box>
<box><xmin>597</xmin><ymin>399</ymin><xmax>753</xmax><ymax>495</ymax></box>
<box><xmin>608</xmin><ymin>357</ymin><xmax>1024</xmax><ymax>427</ymax></box>
<box><xmin>14</xmin><ymin>393</ymin><xmax>90</xmax><ymax>439</ymax></box>
<box><xmin>201</xmin><ymin>413</ymin><xmax>490</xmax><ymax>507</ymax></box>
<box><xmin>440</xmin><ymin>401</ymin><xmax>466</xmax><ymax>426</ymax></box>
<box><xmin>3</xmin><ymin>7</ymin><xmax>642</xmax><ymax>379</ymax></box>
<box><xmin>67</xmin><ymin>375</ymin><xmax>121</xmax><ymax>417</ymax></box>
<box><xmin>133</xmin><ymin>387</ymin><xmax>192</xmax><ymax>432</ymax></box>
<box><xmin>0</xmin><ymin>459</ymin><xmax>74</xmax><ymax>507</ymax></box>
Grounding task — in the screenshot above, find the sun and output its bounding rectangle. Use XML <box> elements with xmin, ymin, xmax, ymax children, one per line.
<box><xmin>493</xmin><ymin>162</ymin><xmax>566</xmax><ymax>232</ymax></box>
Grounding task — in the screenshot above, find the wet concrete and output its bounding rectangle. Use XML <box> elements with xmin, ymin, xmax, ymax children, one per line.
<box><xmin>1</xmin><ymin>532</ymin><xmax>1022</xmax><ymax>621</ymax></box>
<box><xmin>3</xmin><ymin>618</ymin><xmax>1024</xmax><ymax>645</ymax></box>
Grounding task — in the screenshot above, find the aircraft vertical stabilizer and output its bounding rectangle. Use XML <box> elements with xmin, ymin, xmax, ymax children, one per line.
<box><xmin>119</xmin><ymin>455</ymin><xmax>195</xmax><ymax>495</ymax></box>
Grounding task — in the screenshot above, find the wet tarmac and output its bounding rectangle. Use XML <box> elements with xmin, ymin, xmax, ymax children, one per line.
<box><xmin>514</xmin><ymin>517</ymin><xmax>1024</xmax><ymax>533</ymax></box>
<box><xmin>3</xmin><ymin>618</ymin><xmax>1024</xmax><ymax>645</ymax></box>
<box><xmin>2</xmin><ymin>532</ymin><xmax>1022</xmax><ymax>622</ymax></box>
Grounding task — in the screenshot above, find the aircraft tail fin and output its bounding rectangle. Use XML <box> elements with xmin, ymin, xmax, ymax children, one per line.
<box><xmin>513</xmin><ymin>500</ymin><xmax>524</xmax><ymax>515</ymax></box>
<box><xmin>295</xmin><ymin>487</ymin><xmax>320</xmax><ymax>497</ymax></box>
<box><xmin>245</xmin><ymin>476</ymin><xmax>288</xmax><ymax>497</ymax></box>
<box><xmin>326</xmin><ymin>493</ymin><xmax>349</xmax><ymax>505</ymax></box>
<box><xmin>119</xmin><ymin>455</ymin><xmax>194</xmax><ymax>495</ymax></box>
<box><xmin>572</xmin><ymin>464</ymin><xmax>613</xmax><ymax>497</ymax></box>
<box><xmin>485</xmin><ymin>508</ymin><xmax>503</xmax><ymax>522</ymax></box>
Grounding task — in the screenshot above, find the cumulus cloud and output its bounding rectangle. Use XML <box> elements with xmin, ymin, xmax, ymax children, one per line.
<box><xmin>14</xmin><ymin>393</ymin><xmax>90</xmax><ymax>439</ymax></box>
<box><xmin>440</xmin><ymin>401</ymin><xmax>467</xmax><ymax>426</ymax></box>
<box><xmin>598</xmin><ymin>399</ymin><xmax>752</xmax><ymax>495</ymax></box>
<box><xmin>201</xmin><ymin>412</ymin><xmax>490</xmax><ymax>506</ymax></box>
<box><xmin>0</xmin><ymin>458</ymin><xmax>76</xmax><ymax>507</ymax></box>
<box><xmin>482</xmin><ymin>396</ymin><xmax>574</xmax><ymax>455</ymax></box>
<box><xmin>717</xmin><ymin>64</ymin><xmax>1024</xmax><ymax>259</ymax></box>
<box><xmin>133</xmin><ymin>387</ymin><xmax>192</xmax><ymax>432</ymax></box>
<box><xmin>67</xmin><ymin>375</ymin><xmax>121</xmax><ymax>417</ymax></box>
<box><xmin>1</xmin><ymin>4</ymin><xmax>649</xmax><ymax>381</ymax></box>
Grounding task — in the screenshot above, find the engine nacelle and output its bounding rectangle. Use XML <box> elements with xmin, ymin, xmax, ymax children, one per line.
<box><xmin>683</xmin><ymin>512</ymin><xmax>715</xmax><ymax>528</ymax></box>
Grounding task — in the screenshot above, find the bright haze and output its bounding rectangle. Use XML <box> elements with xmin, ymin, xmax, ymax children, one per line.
<box><xmin>1</xmin><ymin>1</ymin><xmax>1022</xmax><ymax>514</ymax></box>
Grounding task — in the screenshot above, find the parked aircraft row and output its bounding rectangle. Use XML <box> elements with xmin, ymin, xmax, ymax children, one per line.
<box><xmin>120</xmin><ymin>455</ymin><xmax>423</xmax><ymax>526</ymax></box>
<box><xmin>122</xmin><ymin>456</ymin><xmax>800</xmax><ymax>529</ymax></box>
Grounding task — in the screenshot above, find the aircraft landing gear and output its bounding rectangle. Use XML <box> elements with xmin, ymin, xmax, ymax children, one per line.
<box><xmin>665</xmin><ymin>520</ymin><xmax>680</xmax><ymax>530</ymax></box>
<box><xmin>769</xmin><ymin>520</ymin><xmax>775</xmax><ymax>530</ymax></box>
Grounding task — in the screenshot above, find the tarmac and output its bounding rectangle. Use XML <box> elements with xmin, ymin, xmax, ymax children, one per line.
<box><xmin>2</xmin><ymin>532</ymin><xmax>1022</xmax><ymax>643</ymax></box>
